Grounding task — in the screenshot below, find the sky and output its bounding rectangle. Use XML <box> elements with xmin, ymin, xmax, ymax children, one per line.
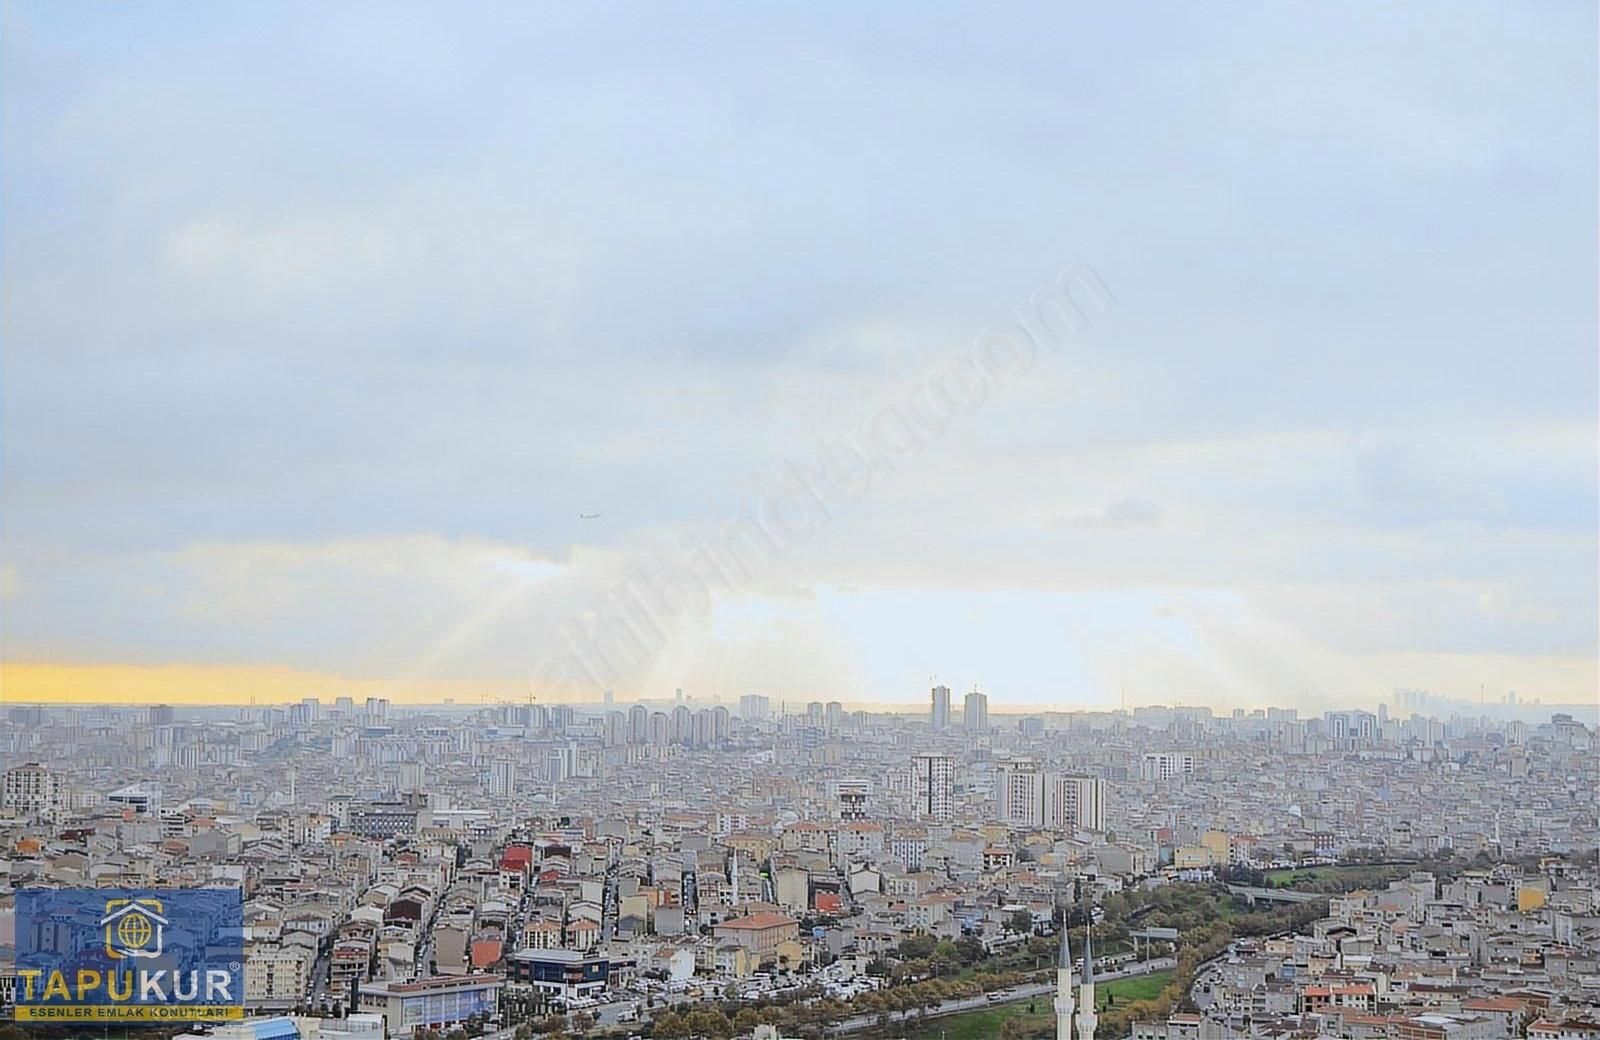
<box><xmin>2</xmin><ymin>1</ymin><xmax>1596</xmax><ymax>711</ymax></box>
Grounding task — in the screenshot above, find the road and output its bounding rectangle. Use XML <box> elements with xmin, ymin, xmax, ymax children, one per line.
<box><xmin>485</xmin><ymin>990</ymin><xmax>693</xmax><ymax>1040</ymax></box>
<box><xmin>482</xmin><ymin>957</ymin><xmax>1174</xmax><ymax>1038</ymax></box>
<box><xmin>1224</xmin><ymin>883</ymin><xmax>1327</xmax><ymax>906</ymax></box>
<box><xmin>832</xmin><ymin>957</ymin><xmax>1177</xmax><ymax>1034</ymax></box>
<box><xmin>308</xmin><ymin>946</ymin><xmax>331</xmax><ymax>1006</ymax></box>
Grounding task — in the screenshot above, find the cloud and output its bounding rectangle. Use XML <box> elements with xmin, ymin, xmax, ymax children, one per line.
<box><xmin>0</xmin><ymin>1</ymin><xmax>1594</xmax><ymax>707</ymax></box>
<box><xmin>1060</xmin><ymin>496</ymin><xmax>1165</xmax><ymax>530</ymax></box>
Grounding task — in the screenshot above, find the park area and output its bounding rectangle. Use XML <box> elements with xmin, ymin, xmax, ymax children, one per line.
<box><xmin>901</xmin><ymin>971</ymin><xmax>1175</xmax><ymax>1040</ymax></box>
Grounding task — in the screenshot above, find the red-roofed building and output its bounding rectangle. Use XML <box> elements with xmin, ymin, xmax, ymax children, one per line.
<box><xmin>470</xmin><ymin>939</ymin><xmax>503</xmax><ymax>969</ymax></box>
<box><xmin>1300</xmin><ymin>983</ymin><xmax>1375</xmax><ymax>1015</ymax></box>
<box><xmin>1528</xmin><ymin>1020</ymin><xmax>1600</xmax><ymax>1040</ymax></box>
<box><xmin>713</xmin><ymin>912</ymin><xmax>800</xmax><ymax>957</ymax></box>
<box><xmin>1462</xmin><ymin>997</ymin><xmax>1528</xmax><ymax>1035</ymax></box>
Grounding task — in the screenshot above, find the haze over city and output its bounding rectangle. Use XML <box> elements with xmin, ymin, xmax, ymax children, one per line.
<box><xmin>2</xmin><ymin>7</ymin><xmax>1598</xmax><ymax>1040</ymax></box>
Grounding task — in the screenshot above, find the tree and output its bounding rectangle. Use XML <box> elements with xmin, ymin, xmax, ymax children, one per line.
<box><xmin>1006</xmin><ymin>909</ymin><xmax>1034</xmax><ymax>934</ymax></box>
<box><xmin>679</xmin><ymin>1009</ymin><xmax>730</xmax><ymax>1038</ymax></box>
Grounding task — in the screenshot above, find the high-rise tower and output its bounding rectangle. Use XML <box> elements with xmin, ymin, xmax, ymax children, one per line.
<box><xmin>963</xmin><ymin>687</ymin><xmax>989</xmax><ymax>731</ymax></box>
<box><xmin>911</xmin><ymin>753</ymin><xmax>954</xmax><ymax>821</ymax></box>
<box><xmin>930</xmin><ymin>684</ymin><xmax>952</xmax><ymax>730</ymax></box>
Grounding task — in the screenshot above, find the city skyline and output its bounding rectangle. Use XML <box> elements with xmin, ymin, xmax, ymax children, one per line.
<box><xmin>2</xmin><ymin>655</ymin><xmax>1596</xmax><ymax>714</ymax></box>
<box><xmin>2</xmin><ymin>691</ymin><xmax>1594</xmax><ymax>1036</ymax></box>
<box><xmin>1</xmin><ymin>680</ymin><xmax>1591</xmax><ymax>730</ymax></box>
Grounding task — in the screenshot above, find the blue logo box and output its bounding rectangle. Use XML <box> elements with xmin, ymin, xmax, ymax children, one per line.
<box><xmin>15</xmin><ymin>887</ymin><xmax>245</xmax><ymax>1022</ymax></box>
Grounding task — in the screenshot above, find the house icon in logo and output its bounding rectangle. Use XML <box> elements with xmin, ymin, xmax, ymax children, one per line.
<box><xmin>101</xmin><ymin>898</ymin><xmax>167</xmax><ymax>959</ymax></box>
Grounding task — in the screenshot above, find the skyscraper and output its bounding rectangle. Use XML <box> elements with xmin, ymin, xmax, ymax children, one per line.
<box><xmin>930</xmin><ymin>684</ymin><xmax>952</xmax><ymax>730</ymax></box>
<box><xmin>997</xmin><ymin>757</ymin><xmax>1048</xmax><ymax>828</ymax></box>
<box><xmin>997</xmin><ymin>760</ymin><xmax>1106</xmax><ymax>832</ymax></box>
<box><xmin>488</xmin><ymin>759</ymin><xmax>516</xmax><ymax>798</ymax></box>
<box><xmin>1051</xmin><ymin>774</ymin><xmax>1106</xmax><ymax>832</ymax></box>
<box><xmin>911</xmin><ymin>753</ymin><xmax>954</xmax><ymax>821</ymax></box>
<box><xmin>963</xmin><ymin>688</ymin><xmax>989</xmax><ymax>732</ymax></box>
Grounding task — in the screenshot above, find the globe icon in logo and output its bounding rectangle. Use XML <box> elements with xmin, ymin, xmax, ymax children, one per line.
<box><xmin>101</xmin><ymin>898</ymin><xmax>167</xmax><ymax>959</ymax></box>
<box><xmin>117</xmin><ymin>912</ymin><xmax>153</xmax><ymax>951</ymax></box>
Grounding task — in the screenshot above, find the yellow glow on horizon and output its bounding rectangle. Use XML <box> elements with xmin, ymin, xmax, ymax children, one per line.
<box><xmin>0</xmin><ymin>662</ymin><xmax>531</xmax><ymax>706</ymax></box>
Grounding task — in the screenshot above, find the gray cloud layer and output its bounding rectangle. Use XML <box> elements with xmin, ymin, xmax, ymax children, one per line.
<box><xmin>2</xmin><ymin>1</ymin><xmax>1594</xmax><ymax>705</ymax></box>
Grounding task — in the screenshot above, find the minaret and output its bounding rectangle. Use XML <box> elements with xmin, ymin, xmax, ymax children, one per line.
<box><xmin>1076</xmin><ymin>923</ymin><xmax>1098</xmax><ymax>1040</ymax></box>
<box><xmin>1053</xmin><ymin>909</ymin><xmax>1076</xmax><ymax>1040</ymax></box>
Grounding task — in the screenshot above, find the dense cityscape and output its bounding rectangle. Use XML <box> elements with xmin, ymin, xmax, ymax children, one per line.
<box><xmin>2</xmin><ymin>688</ymin><xmax>1596</xmax><ymax>1040</ymax></box>
<box><xmin>3</xmin><ymin>9</ymin><xmax>1595</xmax><ymax>1040</ymax></box>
